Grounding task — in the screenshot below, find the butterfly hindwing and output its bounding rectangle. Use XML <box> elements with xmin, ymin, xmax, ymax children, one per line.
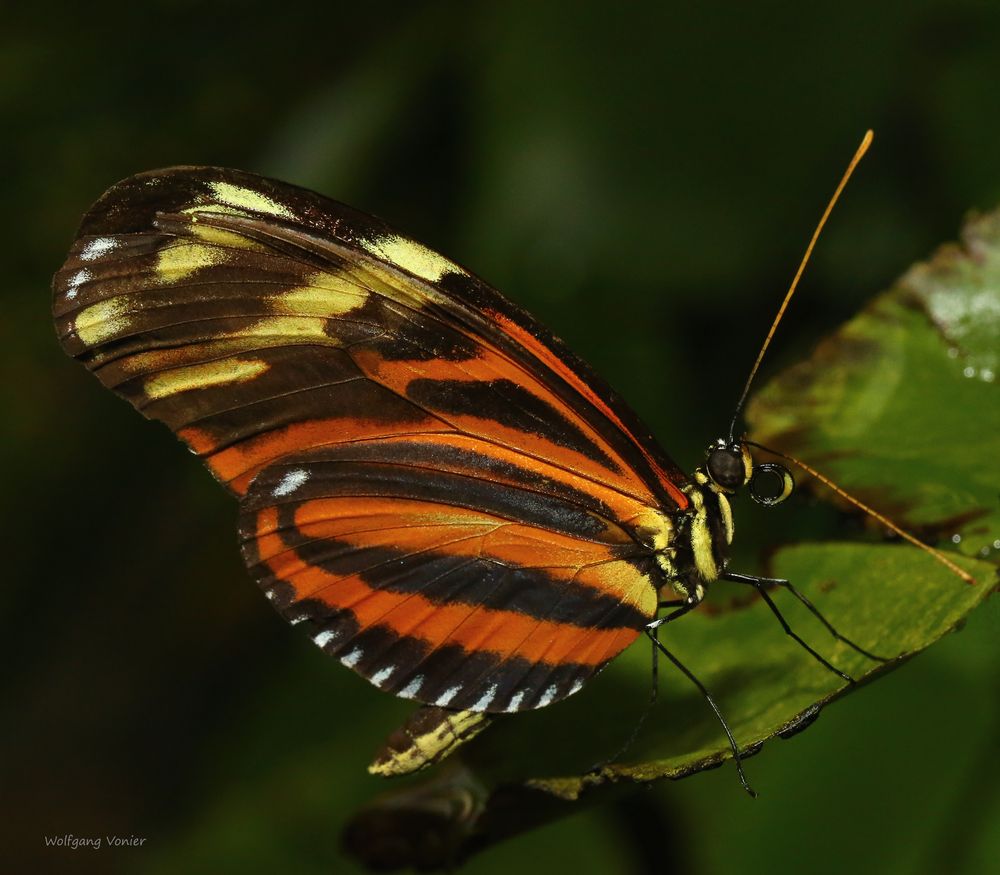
<box><xmin>240</xmin><ymin>442</ymin><xmax>662</xmax><ymax>712</ymax></box>
<box><xmin>53</xmin><ymin>166</ymin><xmax>684</xmax><ymax>711</ymax></box>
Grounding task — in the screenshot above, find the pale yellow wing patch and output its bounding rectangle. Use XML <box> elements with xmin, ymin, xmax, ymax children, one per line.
<box><xmin>208</xmin><ymin>181</ymin><xmax>296</xmax><ymax>220</ymax></box>
<box><xmin>144</xmin><ymin>358</ymin><xmax>270</xmax><ymax>400</ymax></box>
<box><xmin>361</xmin><ymin>233</ymin><xmax>467</xmax><ymax>283</ymax></box>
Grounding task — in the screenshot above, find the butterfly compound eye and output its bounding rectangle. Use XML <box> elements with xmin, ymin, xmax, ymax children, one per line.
<box><xmin>749</xmin><ymin>462</ymin><xmax>794</xmax><ymax>506</ymax></box>
<box><xmin>706</xmin><ymin>447</ymin><xmax>748</xmax><ymax>492</ymax></box>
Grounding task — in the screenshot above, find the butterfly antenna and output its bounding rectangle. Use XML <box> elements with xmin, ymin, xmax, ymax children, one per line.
<box><xmin>745</xmin><ymin>441</ymin><xmax>976</xmax><ymax>586</ymax></box>
<box><xmin>727</xmin><ymin>130</ymin><xmax>874</xmax><ymax>442</ymax></box>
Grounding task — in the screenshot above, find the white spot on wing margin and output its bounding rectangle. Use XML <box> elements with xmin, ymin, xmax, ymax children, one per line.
<box><xmin>64</xmin><ymin>269</ymin><xmax>90</xmax><ymax>301</ymax></box>
<box><xmin>470</xmin><ymin>683</ymin><xmax>498</xmax><ymax>712</ymax></box>
<box><xmin>400</xmin><ymin>676</ymin><xmax>424</xmax><ymax>698</ymax></box>
<box><xmin>435</xmin><ymin>686</ymin><xmax>462</xmax><ymax>707</ymax></box>
<box><xmin>506</xmin><ymin>691</ymin><xmax>526</xmax><ymax>712</ymax></box>
<box><xmin>537</xmin><ymin>684</ymin><xmax>559</xmax><ymax>708</ymax></box>
<box><xmin>80</xmin><ymin>237</ymin><xmax>119</xmax><ymax>260</ymax></box>
<box><xmin>313</xmin><ymin>630</ymin><xmax>339</xmax><ymax>649</ymax></box>
<box><xmin>371</xmin><ymin>665</ymin><xmax>396</xmax><ymax>686</ymax></box>
<box><xmin>273</xmin><ymin>468</ymin><xmax>309</xmax><ymax>497</ymax></box>
<box><xmin>341</xmin><ymin>648</ymin><xmax>363</xmax><ymax>668</ymax></box>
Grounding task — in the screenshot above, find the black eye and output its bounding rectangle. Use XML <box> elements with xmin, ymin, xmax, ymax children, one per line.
<box><xmin>749</xmin><ymin>463</ymin><xmax>794</xmax><ymax>506</ymax></box>
<box><xmin>706</xmin><ymin>448</ymin><xmax>746</xmax><ymax>491</ymax></box>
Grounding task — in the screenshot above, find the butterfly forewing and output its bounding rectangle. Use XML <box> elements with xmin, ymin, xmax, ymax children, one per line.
<box><xmin>52</xmin><ymin>167</ymin><xmax>686</xmax><ymax>712</ymax></box>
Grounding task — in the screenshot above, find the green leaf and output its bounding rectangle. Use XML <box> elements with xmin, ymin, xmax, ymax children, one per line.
<box><xmin>343</xmin><ymin>210</ymin><xmax>999</xmax><ymax>870</ymax></box>
<box><xmin>746</xmin><ymin>209</ymin><xmax>1000</xmax><ymax>552</ymax></box>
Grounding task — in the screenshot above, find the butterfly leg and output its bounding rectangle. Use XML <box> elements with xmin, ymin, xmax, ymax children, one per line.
<box><xmin>644</xmin><ymin>630</ymin><xmax>757</xmax><ymax>798</ymax></box>
<box><xmin>585</xmin><ymin>600</ymin><xmax>695</xmax><ymax>774</ymax></box>
<box><xmin>723</xmin><ymin>570</ymin><xmax>890</xmax><ymax>663</ymax></box>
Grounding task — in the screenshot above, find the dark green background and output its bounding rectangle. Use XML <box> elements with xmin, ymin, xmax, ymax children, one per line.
<box><xmin>5</xmin><ymin>3</ymin><xmax>998</xmax><ymax>873</ymax></box>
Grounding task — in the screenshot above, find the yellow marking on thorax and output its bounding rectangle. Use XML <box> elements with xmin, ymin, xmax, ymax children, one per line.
<box><xmin>718</xmin><ymin>492</ymin><xmax>734</xmax><ymax>544</ymax></box>
<box><xmin>362</xmin><ymin>233</ymin><xmax>467</xmax><ymax>283</ymax></box>
<box><xmin>693</xmin><ymin>468</ymin><xmax>734</xmax><ymax>545</ymax></box>
<box><xmin>655</xmin><ymin>553</ymin><xmax>676</xmax><ymax>579</ymax></box>
<box><xmin>144</xmin><ymin>358</ymin><xmax>270</xmax><ymax>400</ymax></box>
<box><xmin>74</xmin><ymin>297</ymin><xmax>130</xmax><ymax>346</ymax></box>
<box><xmin>208</xmin><ymin>181</ymin><xmax>296</xmax><ymax>219</ymax></box>
<box><xmin>687</xmin><ymin>488</ymin><xmax>719</xmax><ymax>583</ymax></box>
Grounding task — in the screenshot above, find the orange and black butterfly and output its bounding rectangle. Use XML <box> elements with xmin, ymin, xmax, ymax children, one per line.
<box><xmin>55</xmin><ymin>153</ymin><xmax>906</xmax><ymax>790</ymax></box>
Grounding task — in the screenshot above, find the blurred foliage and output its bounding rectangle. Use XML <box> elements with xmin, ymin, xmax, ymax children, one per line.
<box><xmin>749</xmin><ymin>209</ymin><xmax>1000</xmax><ymax>545</ymax></box>
<box><xmin>4</xmin><ymin>2</ymin><xmax>1000</xmax><ymax>874</ymax></box>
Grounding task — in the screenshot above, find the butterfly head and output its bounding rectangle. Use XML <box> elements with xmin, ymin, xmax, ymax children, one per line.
<box><xmin>700</xmin><ymin>438</ymin><xmax>794</xmax><ymax>506</ymax></box>
<box><xmin>671</xmin><ymin>441</ymin><xmax>794</xmax><ymax>597</ymax></box>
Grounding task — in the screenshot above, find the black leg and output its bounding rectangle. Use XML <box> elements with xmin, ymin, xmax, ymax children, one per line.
<box><xmin>645</xmin><ymin>629</ymin><xmax>757</xmax><ymax>798</ymax></box>
<box><xmin>755</xmin><ymin>586</ymin><xmax>854</xmax><ymax>684</ymax></box>
<box><xmin>587</xmin><ymin>600</ymin><xmax>691</xmax><ymax>773</ymax></box>
<box><xmin>647</xmin><ymin>600</ymin><xmax>696</xmax><ymax>631</ymax></box>
<box><xmin>724</xmin><ymin>570</ymin><xmax>889</xmax><ymax>662</ymax></box>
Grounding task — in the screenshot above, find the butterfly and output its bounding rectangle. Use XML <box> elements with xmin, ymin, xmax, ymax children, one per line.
<box><xmin>56</xmin><ymin>147</ymin><xmax>923</xmax><ymax>790</ymax></box>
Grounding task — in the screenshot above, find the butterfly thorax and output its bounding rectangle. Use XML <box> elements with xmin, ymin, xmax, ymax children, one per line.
<box><xmin>665</xmin><ymin>473</ymin><xmax>736</xmax><ymax>602</ymax></box>
<box><xmin>656</xmin><ymin>439</ymin><xmax>755</xmax><ymax>603</ymax></box>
